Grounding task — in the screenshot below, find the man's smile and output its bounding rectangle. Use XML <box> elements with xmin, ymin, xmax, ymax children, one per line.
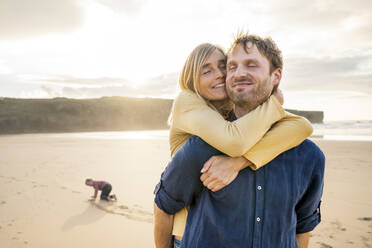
<box><xmin>231</xmin><ymin>81</ymin><xmax>254</xmax><ymax>89</ymax></box>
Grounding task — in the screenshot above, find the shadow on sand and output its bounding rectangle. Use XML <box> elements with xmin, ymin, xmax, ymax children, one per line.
<box><xmin>62</xmin><ymin>201</ymin><xmax>106</xmax><ymax>231</ymax></box>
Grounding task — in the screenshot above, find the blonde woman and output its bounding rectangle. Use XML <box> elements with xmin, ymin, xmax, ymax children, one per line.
<box><xmin>154</xmin><ymin>43</ymin><xmax>313</xmax><ymax>247</ymax></box>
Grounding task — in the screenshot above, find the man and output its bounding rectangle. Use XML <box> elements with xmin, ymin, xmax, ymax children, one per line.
<box><xmin>154</xmin><ymin>33</ymin><xmax>325</xmax><ymax>248</ymax></box>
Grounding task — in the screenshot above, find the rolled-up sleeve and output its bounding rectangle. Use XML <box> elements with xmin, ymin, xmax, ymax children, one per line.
<box><xmin>154</xmin><ymin>181</ymin><xmax>188</xmax><ymax>214</ymax></box>
<box><xmin>296</xmin><ymin>149</ymin><xmax>325</xmax><ymax>233</ymax></box>
<box><xmin>154</xmin><ymin>136</ymin><xmax>222</xmax><ymax>215</ymax></box>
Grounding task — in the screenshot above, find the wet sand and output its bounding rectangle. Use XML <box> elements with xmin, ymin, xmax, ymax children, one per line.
<box><xmin>0</xmin><ymin>133</ymin><xmax>371</xmax><ymax>247</ymax></box>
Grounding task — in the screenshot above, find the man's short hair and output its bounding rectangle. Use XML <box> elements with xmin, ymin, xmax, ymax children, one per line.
<box><xmin>228</xmin><ymin>31</ymin><xmax>283</xmax><ymax>74</ymax></box>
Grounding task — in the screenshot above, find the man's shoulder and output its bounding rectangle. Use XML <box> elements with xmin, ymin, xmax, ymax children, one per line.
<box><xmin>182</xmin><ymin>136</ymin><xmax>220</xmax><ymax>154</ymax></box>
<box><xmin>296</xmin><ymin>139</ymin><xmax>324</xmax><ymax>159</ymax></box>
<box><xmin>166</xmin><ymin>136</ymin><xmax>222</xmax><ymax>179</ymax></box>
<box><xmin>285</xmin><ymin>139</ymin><xmax>325</xmax><ymax>171</ymax></box>
<box><xmin>173</xmin><ymin>136</ymin><xmax>222</xmax><ymax>163</ymax></box>
<box><xmin>184</xmin><ymin>135</ymin><xmax>207</xmax><ymax>146</ymax></box>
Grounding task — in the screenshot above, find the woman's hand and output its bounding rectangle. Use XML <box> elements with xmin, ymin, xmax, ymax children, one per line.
<box><xmin>273</xmin><ymin>88</ymin><xmax>284</xmax><ymax>105</ymax></box>
<box><xmin>200</xmin><ymin>155</ymin><xmax>252</xmax><ymax>192</ymax></box>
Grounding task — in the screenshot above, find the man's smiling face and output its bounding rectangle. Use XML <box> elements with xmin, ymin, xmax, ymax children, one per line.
<box><xmin>226</xmin><ymin>42</ymin><xmax>276</xmax><ymax>109</ymax></box>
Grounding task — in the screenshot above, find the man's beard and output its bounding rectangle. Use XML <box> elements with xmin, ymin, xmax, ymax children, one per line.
<box><xmin>227</xmin><ymin>76</ymin><xmax>272</xmax><ymax>112</ymax></box>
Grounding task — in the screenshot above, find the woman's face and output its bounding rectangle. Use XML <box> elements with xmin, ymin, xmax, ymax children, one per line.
<box><xmin>198</xmin><ymin>49</ymin><xmax>227</xmax><ymax>101</ymax></box>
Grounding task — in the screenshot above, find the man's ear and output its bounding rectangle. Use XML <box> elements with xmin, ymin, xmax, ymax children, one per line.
<box><xmin>271</xmin><ymin>68</ymin><xmax>282</xmax><ymax>88</ymax></box>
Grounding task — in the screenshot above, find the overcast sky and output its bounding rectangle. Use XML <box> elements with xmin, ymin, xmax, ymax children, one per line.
<box><xmin>0</xmin><ymin>0</ymin><xmax>371</xmax><ymax>120</ymax></box>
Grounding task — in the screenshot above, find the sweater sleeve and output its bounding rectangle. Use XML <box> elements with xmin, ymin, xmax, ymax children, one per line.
<box><xmin>171</xmin><ymin>91</ymin><xmax>286</xmax><ymax>157</ymax></box>
<box><xmin>92</xmin><ymin>182</ymin><xmax>99</xmax><ymax>198</ymax></box>
<box><xmin>244</xmin><ymin>112</ymin><xmax>313</xmax><ymax>170</ymax></box>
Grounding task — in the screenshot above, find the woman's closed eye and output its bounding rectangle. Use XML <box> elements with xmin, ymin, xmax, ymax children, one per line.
<box><xmin>202</xmin><ymin>70</ymin><xmax>211</xmax><ymax>75</ymax></box>
<box><xmin>219</xmin><ymin>64</ymin><xmax>226</xmax><ymax>70</ymax></box>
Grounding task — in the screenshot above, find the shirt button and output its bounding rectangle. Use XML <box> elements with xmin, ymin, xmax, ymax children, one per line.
<box><xmin>256</xmin><ymin>217</ymin><xmax>261</xmax><ymax>222</ymax></box>
<box><xmin>257</xmin><ymin>186</ymin><xmax>262</xmax><ymax>190</ymax></box>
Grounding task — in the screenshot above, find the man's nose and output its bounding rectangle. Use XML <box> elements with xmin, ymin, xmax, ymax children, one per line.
<box><xmin>235</xmin><ymin>65</ymin><xmax>249</xmax><ymax>79</ymax></box>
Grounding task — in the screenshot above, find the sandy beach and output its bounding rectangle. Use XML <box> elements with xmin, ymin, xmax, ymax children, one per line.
<box><xmin>0</xmin><ymin>131</ymin><xmax>371</xmax><ymax>248</ymax></box>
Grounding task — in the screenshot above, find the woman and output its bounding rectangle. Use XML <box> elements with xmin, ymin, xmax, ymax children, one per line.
<box><xmin>156</xmin><ymin>43</ymin><xmax>313</xmax><ymax>247</ymax></box>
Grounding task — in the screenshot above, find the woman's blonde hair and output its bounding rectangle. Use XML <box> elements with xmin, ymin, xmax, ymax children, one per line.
<box><xmin>177</xmin><ymin>43</ymin><xmax>233</xmax><ymax>119</ymax></box>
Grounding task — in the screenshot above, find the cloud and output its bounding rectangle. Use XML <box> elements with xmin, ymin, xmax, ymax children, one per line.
<box><xmin>283</xmin><ymin>54</ymin><xmax>372</xmax><ymax>92</ymax></box>
<box><xmin>353</xmin><ymin>23</ymin><xmax>372</xmax><ymax>41</ymax></box>
<box><xmin>144</xmin><ymin>72</ymin><xmax>179</xmax><ymax>95</ymax></box>
<box><xmin>269</xmin><ymin>0</ymin><xmax>350</xmax><ymax>28</ymax></box>
<box><xmin>286</xmin><ymin>55</ymin><xmax>371</xmax><ymax>76</ymax></box>
<box><xmin>94</xmin><ymin>0</ymin><xmax>147</xmax><ymax>14</ymax></box>
<box><xmin>284</xmin><ymin>0</ymin><xmax>372</xmax><ymax>40</ymax></box>
<box><xmin>232</xmin><ymin>0</ymin><xmax>371</xmax><ymax>28</ymax></box>
<box><xmin>0</xmin><ymin>0</ymin><xmax>84</xmax><ymax>39</ymax></box>
<box><xmin>230</xmin><ymin>0</ymin><xmax>372</xmax><ymax>49</ymax></box>
<box><xmin>8</xmin><ymin>72</ymin><xmax>178</xmax><ymax>98</ymax></box>
<box><xmin>1</xmin><ymin>0</ymin><xmax>371</xmax><ymax>101</ymax></box>
<box><xmin>0</xmin><ymin>60</ymin><xmax>13</xmax><ymax>74</ymax></box>
<box><xmin>56</xmin><ymin>72</ymin><xmax>179</xmax><ymax>98</ymax></box>
<box><xmin>38</xmin><ymin>75</ymin><xmax>130</xmax><ymax>86</ymax></box>
<box><xmin>40</xmin><ymin>85</ymin><xmax>61</xmax><ymax>97</ymax></box>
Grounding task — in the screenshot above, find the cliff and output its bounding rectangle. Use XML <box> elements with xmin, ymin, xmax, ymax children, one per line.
<box><xmin>285</xmin><ymin>109</ymin><xmax>324</xmax><ymax>124</ymax></box>
<box><xmin>0</xmin><ymin>97</ymin><xmax>323</xmax><ymax>134</ymax></box>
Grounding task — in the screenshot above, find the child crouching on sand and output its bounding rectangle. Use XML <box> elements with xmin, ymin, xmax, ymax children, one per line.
<box><xmin>85</xmin><ymin>178</ymin><xmax>117</xmax><ymax>201</ymax></box>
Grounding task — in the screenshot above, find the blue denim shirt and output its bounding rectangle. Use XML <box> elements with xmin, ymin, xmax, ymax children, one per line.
<box><xmin>155</xmin><ymin>136</ymin><xmax>325</xmax><ymax>248</ymax></box>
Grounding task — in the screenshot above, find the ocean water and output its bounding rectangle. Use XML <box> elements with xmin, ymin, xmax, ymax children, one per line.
<box><xmin>283</xmin><ymin>91</ymin><xmax>372</xmax><ymax>122</ymax></box>
<box><xmin>48</xmin><ymin>120</ymin><xmax>372</xmax><ymax>142</ymax></box>
<box><xmin>312</xmin><ymin>120</ymin><xmax>372</xmax><ymax>141</ymax></box>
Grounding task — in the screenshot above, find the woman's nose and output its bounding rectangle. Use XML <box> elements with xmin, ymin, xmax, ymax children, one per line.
<box><xmin>216</xmin><ymin>68</ymin><xmax>226</xmax><ymax>79</ymax></box>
